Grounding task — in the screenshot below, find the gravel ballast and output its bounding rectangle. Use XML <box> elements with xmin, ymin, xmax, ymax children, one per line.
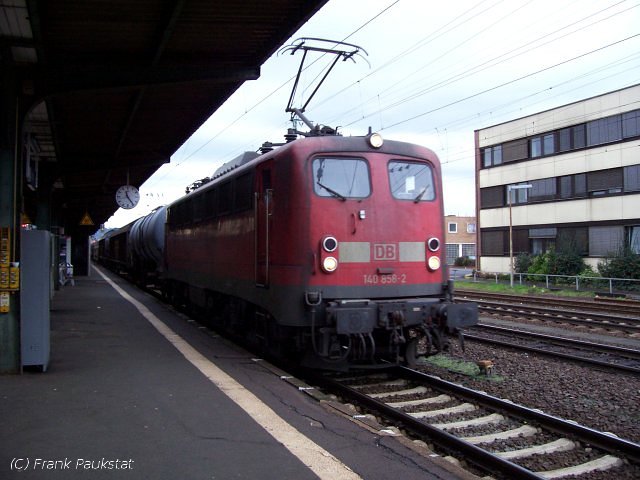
<box><xmin>417</xmin><ymin>327</ymin><xmax>640</xmax><ymax>444</ymax></box>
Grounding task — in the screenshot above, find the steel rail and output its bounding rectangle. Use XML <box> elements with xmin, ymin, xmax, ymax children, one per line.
<box><xmin>464</xmin><ymin>327</ymin><xmax>640</xmax><ymax>375</ymax></box>
<box><xmin>455</xmin><ymin>290</ymin><xmax>640</xmax><ymax>316</ymax></box>
<box><xmin>395</xmin><ymin>366</ymin><xmax>640</xmax><ymax>463</ymax></box>
<box><xmin>306</xmin><ymin>371</ymin><xmax>546</xmax><ymax>480</ymax></box>
<box><xmin>460</xmin><ymin>299</ymin><xmax>640</xmax><ymax>331</ymax></box>
<box><xmin>474</xmin><ymin>324</ymin><xmax>640</xmax><ymax>358</ymax></box>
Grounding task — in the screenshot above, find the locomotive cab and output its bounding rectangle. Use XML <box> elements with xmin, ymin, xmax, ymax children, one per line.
<box><xmin>290</xmin><ymin>134</ymin><xmax>477</xmax><ymax>368</ymax></box>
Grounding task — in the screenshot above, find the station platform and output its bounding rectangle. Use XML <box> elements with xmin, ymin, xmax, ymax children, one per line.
<box><xmin>0</xmin><ymin>266</ymin><xmax>476</xmax><ymax>480</ymax></box>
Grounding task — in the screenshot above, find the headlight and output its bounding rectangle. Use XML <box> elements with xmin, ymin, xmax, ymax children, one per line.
<box><xmin>367</xmin><ymin>132</ymin><xmax>384</xmax><ymax>148</ymax></box>
<box><xmin>322</xmin><ymin>256</ymin><xmax>338</xmax><ymax>272</ymax></box>
<box><xmin>322</xmin><ymin>236</ymin><xmax>338</xmax><ymax>252</ymax></box>
<box><xmin>427</xmin><ymin>237</ymin><xmax>440</xmax><ymax>252</ymax></box>
<box><xmin>428</xmin><ymin>256</ymin><xmax>441</xmax><ymax>271</ymax></box>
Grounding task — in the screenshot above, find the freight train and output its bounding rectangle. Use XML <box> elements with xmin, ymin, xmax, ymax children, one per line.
<box><xmin>95</xmin><ymin>131</ymin><xmax>477</xmax><ymax>369</ymax></box>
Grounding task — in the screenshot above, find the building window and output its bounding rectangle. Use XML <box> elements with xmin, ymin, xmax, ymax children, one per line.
<box><xmin>589</xmin><ymin>226</ymin><xmax>624</xmax><ymax>256</ymax></box>
<box><xmin>587</xmin><ymin>168</ymin><xmax>623</xmax><ymax>196</ymax></box>
<box><xmin>482</xmin><ymin>149</ymin><xmax>491</xmax><ymax>167</ymax></box>
<box><xmin>482</xmin><ymin>145</ymin><xmax>502</xmax><ymax>167</ymax></box>
<box><xmin>624</xmin><ymin>165</ymin><xmax>640</xmax><ymax>192</ymax></box>
<box><xmin>481</xmin><ymin>230</ymin><xmax>505</xmax><ymax>255</ymax></box>
<box><xmin>507</xmin><ymin>183</ymin><xmax>529</xmax><ymax>204</ymax></box>
<box><xmin>502</xmin><ymin>139</ymin><xmax>528</xmax><ymax>163</ymax></box>
<box><xmin>628</xmin><ymin>226</ymin><xmax>640</xmax><ymax>254</ymax></box>
<box><xmin>530</xmin><ymin>137</ymin><xmax>542</xmax><ymax>158</ymax></box>
<box><xmin>557</xmin><ymin>227</ymin><xmax>588</xmax><ymax>256</ymax></box>
<box><xmin>461</xmin><ymin>243</ymin><xmax>476</xmax><ymax>258</ymax></box>
<box><xmin>543</xmin><ymin>133</ymin><xmax>555</xmax><ymax>154</ymax></box>
<box><xmin>480</xmin><ymin>186</ymin><xmax>504</xmax><ymax>208</ymax></box>
<box><xmin>529</xmin><ymin>228</ymin><xmax>557</xmax><ymax>255</ymax></box>
<box><xmin>558</xmin><ymin>127</ymin><xmax>570</xmax><ymax>152</ymax></box>
<box><xmin>529</xmin><ymin>178</ymin><xmax>556</xmax><ymax>202</ymax></box>
<box><xmin>512</xmin><ymin>229</ymin><xmax>529</xmax><ymax>255</ymax></box>
<box><xmin>446</xmin><ymin>244</ymin><xmax>459</xmax><ymax>264</ymax></box>
<box><xmin>622</xmin><ymin>109</ymin><xmax>640</xmax><ymax>138</ymax></box>
<box><xmin>467</xmin><ymin>223</ymin><xmax>476</xmax><ymax>233</ymax></box>
<box><xmin>448</xmin><ymin>222</ymin><xmax>458</xmax><ymax>233</ymax></box>
<box><xmin>559</xmin><ymin>175</ymin><xmax>571</xmax><ymax>199</ymax></box>
<box><xmin>559</xmin><ymin>174</ymin><xmax>587</xmax><ymax>199</ymax></box>
<box><xmin>586</xmin><ymin>115</ymin><xmax>622</xmax><ymax>146</ymax></box>
<box><xmin>529</xmin><ymin>133</ymin><xmax>556</xmax><ymax>158</ymax></box>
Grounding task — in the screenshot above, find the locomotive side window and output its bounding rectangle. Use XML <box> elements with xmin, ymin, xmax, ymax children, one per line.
<box><xmin>312</xmin><ymin>157</ymin><xmax>370</xmax><ymax>199</ymax></box>
<box><xmin>388</xmin><ymin>161</ymin><xmax>435</xmax><ymax>202</ymax></box>
<box><xmin>203</xmin><ymin>188</ymin><xmax>217</xmax><ymax>219</ymax></box>
<box><xmin>218</xmin><ymin>181</ymin><xmax>233</xmax><ymax>215</ymax></box>
<box><xmin>192</xmin><ymin>193</ymin><xmax>205</xmax><ymax>221</ymax></box>
<box><xmin>234</xmin><ymin>172</ymin><xmax>254</xmax><ymax>212</ymax></box>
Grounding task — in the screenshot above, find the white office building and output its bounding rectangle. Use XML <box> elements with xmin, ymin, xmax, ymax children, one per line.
<box><xmin>475</xmin><ymin>84</ymin><xmax>640</xmax><ymax>273</ymax></box>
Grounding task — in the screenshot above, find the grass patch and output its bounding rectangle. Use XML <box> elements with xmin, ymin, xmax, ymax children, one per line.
<box><xmin>423</xmin><ymin>354</ymin><xmax>504</xmax><ymax>381</ymax></box>
<box><xmin>454</xmin><ymin>279</ymin><xmax>595</xmax><ymax>298</ymax></box>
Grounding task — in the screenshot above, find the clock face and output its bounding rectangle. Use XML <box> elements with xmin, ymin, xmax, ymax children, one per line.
<box><xmin>115</xmin><ymin>185</ymin><xmax>140</xmax><ymax>209</ymax></box>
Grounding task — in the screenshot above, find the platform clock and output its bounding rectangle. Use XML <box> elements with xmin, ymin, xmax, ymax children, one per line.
<box><xmin>115</xmin><ymin>185</ymin><xmax>140</xmax><ymax>209</ymax></box>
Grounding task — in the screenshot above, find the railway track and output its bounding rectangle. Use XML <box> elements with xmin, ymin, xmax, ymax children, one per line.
<box><xmin>465</xmin><ymin>324</ymin><xmax>640</xmax><ymax>375</ymax></box>
<box><xmin>455</xmin><ymin>290</ymin><xmax>640</xmax><ymax>333</ymax></box>
<box><xmin>456</xmin><ymin>289</ymin><xmax>640</xmax><ymax>316</ymax></box>
<box><xmin>299</xmin><ymin>366</ymin><xmax>640</xmax><ymax>480</ymax></box>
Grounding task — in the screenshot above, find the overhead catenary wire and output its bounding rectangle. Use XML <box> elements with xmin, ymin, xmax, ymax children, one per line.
<box><xmin>358</xmin><ymin>33</ymin><xmax>640</xmax><ymax>132</ymax></box>
<box><xmin>128</xmin><ymin>0</ymin><xmax>638</xmax><ymax>224</ymax></box>
<box><xmin>324</xmin><ymin>1</ymin><xmax>639</xmax><ymax>131</ymax></box>
<box><xmin>146</xmin><ymin>1</ymin><xmax>402</xmax><ymax>191</ymax></box>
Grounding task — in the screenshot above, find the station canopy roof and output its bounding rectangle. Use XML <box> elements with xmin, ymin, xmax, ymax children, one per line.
<box><xmin>1</xmin><ymin>0</ymin><xmax>326</xmax><ymax>232</ymax></box>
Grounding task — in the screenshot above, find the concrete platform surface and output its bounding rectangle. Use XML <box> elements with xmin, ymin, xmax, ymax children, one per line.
<box><xmin>0</xmin><ymin>266</ymin><xmax>475</xmax><ymax>480</ymax></box>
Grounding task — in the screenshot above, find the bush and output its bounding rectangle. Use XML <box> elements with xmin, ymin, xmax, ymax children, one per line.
<box><xmin>598</xmin><ymin>247</ymin><xmax>640</xmax><ymax>279</ymax></box>
<box><xmin>514</xmin><ymin>253</ymin><xmax>533</xmax><ymax>273</ymax></box>
<box><xmin>576</xmin><ymin>265</ymin><xmax>602</xmax><ymax>288</ymax></box>
<box><xmin>454</xmin><ymin>256</ymin><xmax>476</xmax><ymax>267</ymax></box>
<box><xmin>526</xmin><ymin>247</ymin><xmax>586</xmax><ymax>277</ymax></box>
<box><xmin>555</xmin><ymin>249</ymin><xmax>586</xmax><ymax>277</ymax></box>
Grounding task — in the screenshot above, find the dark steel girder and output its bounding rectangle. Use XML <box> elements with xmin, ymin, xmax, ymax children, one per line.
<box><xmin>32</xmin><ymin>64</ymin><xmax>261</xmax><ymax>97</ymax></box>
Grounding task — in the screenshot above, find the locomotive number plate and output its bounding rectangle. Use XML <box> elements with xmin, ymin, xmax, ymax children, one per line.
<box><xmin>363</xmin><ymin>274</ymin><xmax>407</xmax><ymax>285</ymax></box>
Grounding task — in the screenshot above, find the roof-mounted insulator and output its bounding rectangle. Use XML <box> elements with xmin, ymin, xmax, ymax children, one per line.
<box><xmin>260</xmin><ymin>142</ymin><xmax>274</xmax><ymax>154</ymax></box>
<box><xmin>284</xmin><ymin>129</ymin><xmax>298</xmax><ymax>143</ymax></box>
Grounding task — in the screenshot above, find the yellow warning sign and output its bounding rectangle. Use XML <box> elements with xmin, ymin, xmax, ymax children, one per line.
<box><xmin>79</xmin><ymin>212</ymin><xmax>94</xmax><ymax>226</ymax></box>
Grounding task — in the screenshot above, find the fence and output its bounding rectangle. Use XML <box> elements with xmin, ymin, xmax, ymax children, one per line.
<box><xmin>451</xmin><ymin>269</ymin><xmax>640</xmax><ymax>296</ymax></box>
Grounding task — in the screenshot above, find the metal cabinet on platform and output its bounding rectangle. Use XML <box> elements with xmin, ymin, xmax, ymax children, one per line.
<box><xmin>20</xmin><ymin>229</ymin><xmax>51</xmax><ymax>372</ymax></box>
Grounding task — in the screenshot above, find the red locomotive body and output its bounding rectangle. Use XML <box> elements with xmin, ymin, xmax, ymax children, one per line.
<box><xmin>162</xmin><ymin>133</ymin><xmax>477</xmax><ymax>367</ymax></box>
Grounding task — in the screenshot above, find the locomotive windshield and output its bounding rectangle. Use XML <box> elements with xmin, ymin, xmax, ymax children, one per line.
<box><xmin>313</xmin><ymin>157</ymin><xmax>371</xmax><ymax>199</ymax></box>
<box><xmin>388</xmin><ymin>161</ymin><xmax>435</xmax><ymax>202</ymax></box>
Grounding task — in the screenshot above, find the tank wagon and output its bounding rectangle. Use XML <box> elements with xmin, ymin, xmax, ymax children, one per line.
<box><xmin>128</xmin><ymin>206</ymin><xmax>167</xmax><ymax>285</ymax></box>
<box><xmin>98</xmin><ymin>132</ymin><xmax>477</xmax><ymax>368</ymax></box>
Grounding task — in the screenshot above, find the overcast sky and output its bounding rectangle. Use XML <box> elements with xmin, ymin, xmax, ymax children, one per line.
<box><xmin>104</xmin><ymin>0</ymin><xmax>640</xmax><ymax>228</ymax></box>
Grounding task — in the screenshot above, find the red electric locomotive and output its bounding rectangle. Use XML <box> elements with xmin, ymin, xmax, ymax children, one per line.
<box><xmin>98</xmin><ymin>39</ymin><xmax>477</xmax><ymax>368</ymax></box>
<box><xmin>163</xmin><ymin>131</ymin><xmax>477</xmax><ymax>368</ymax></box>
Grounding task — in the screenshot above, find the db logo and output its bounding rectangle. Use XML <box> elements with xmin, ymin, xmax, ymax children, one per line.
<box><xmin>374</xmin><ymin>244</ymin><xmax>396</xmax><ymax>260</ymax></box>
